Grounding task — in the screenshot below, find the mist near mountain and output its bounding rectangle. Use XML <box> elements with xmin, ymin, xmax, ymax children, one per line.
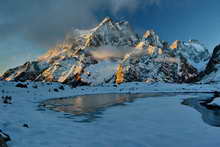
<box><xmin>90</xmin><ymin>46</ymin><xmax>134</xmax><ymax>60</ymax></box>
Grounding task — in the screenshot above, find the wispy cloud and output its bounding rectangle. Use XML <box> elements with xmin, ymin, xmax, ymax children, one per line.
<box><xmin>0</xmin><ymin>0</ymin><xmax>162</xmax><ymax>48</ymax></box>
<box><xmin>110</xmin><ymin>0</ymin><xmax>160</xmax><ymax>14</ymax></box>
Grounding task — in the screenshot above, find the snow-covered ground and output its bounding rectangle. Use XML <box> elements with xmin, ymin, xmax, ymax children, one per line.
<box><xmin>0</xmin><ymin>81</ymin><xmax>220</xmax><ymax>147</ymax></box>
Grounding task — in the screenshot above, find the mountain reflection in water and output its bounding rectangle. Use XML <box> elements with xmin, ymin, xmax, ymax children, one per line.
<box><xmin>182</xmin><ymin>95</ymin><xmax>220</xmax><ymax>127</ymax></box>
<box><xmin>40</xmin><ymin>92</ymin><xmax>220</xmax><ymax>125</ymax></box>
<box><xmin>40</xmin><ymin>93</ymin><xmax>165</xmax><ymax>115</ymax></box>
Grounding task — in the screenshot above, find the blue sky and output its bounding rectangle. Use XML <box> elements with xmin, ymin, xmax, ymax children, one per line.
<box><xmin>0</xmin><ymin>0</ymin><xmax>220</xmax><ymax>73</ymax></box>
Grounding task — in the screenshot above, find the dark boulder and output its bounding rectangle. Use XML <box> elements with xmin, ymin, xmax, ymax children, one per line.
<box><xmin>16</xmin><ymin>83</ymin><xmax>28</xmax><ymax>88</ymax></box>
<box><xmin>204</xmin><ymin>44</ymin><xmax>220</xmax><ymax>75</ymax></box>
<box><xmin>0</xmin><ymin>130</ymin><xmax>11</xmax><ymax>147</ymax></box>
<box><xmin>194</xmin><ymin>44</ymin><xmax>220</xmax><ymax>82</ymax></box>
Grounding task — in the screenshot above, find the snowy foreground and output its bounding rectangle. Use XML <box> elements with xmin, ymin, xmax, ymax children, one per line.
<box><xmin>1</xmin><ymin>81</ymin><xmax>220</xmax><ymax>147</ymax></box>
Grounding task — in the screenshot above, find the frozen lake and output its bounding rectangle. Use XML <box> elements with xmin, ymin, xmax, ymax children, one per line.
<box><xmin>39</xmin><ymin>92</ymin><xmax>220</xmax><ymax>147</ymax></box>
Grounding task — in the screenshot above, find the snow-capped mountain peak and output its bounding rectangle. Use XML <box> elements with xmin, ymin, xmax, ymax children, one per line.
<box><xmin>0</xmin><ymin>17</ymin><xmax>216</xmax><ymax>86</ymax></box>
<box><xmin>65</xmin><ymin>17</ymin><xmax>139</xmax><ymax>50</ymax></box>
<box><xmin>135</xmin><ymin>29</ymin><xmax>163</xmax><ymax>51</ymax></box>
<box><xmin>143</xmin><ymin>29</ymin><xmax>156</xmax><ymax>38</ymax></box>
<box><xmin>170</xmin><ymin>39</ymin><xmax>210</xmax><ymax>72</ymax></box>
<box><xmin>93</xmin><ymin>17</ymin><xmax>113</xmax><ymax>30</ymax></box>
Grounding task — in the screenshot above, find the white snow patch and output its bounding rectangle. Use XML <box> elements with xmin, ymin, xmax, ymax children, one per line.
<box><xmin>0</xmin><ymin>81</ymin><xmax>220</xmax><ymax>146</ymax></box>
<box><xmin>81</xmin><ymin>60</ymin><xmax>118</xmax><ymax>85</ymax></box>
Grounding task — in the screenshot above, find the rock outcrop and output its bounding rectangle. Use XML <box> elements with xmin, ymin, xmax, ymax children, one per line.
<box><xmin>197</xmin><ymin>45</ymin><xmax>220</xmax><ymax>83</ymax></box>
<box><xmin>0</xmin><ymin>130</ymin><xmax>10</xmax><ymax>147</ymax></box>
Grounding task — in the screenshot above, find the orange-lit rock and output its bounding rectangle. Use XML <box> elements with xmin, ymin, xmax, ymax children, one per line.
<box><xmin>158</xmin><ymin>48</ymin><xmax>163</xmax><ymax>55</ymax></box>
<box><xmin>116</xmin><ymin>64</ymin><xmax>124</xmax><ymax>84</ymax></box>
<box><xmin>147</xmin><ymin>45</ymin><xmax>155</xmax><ymax>55</ymax></box>
<box><xmin>170</xmin><ymin>40</ymin><xmax>182</xmax><ymax>50</ymax></box>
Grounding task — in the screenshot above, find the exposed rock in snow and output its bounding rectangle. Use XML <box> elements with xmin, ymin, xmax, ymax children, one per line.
<box><xmin>118</xmin><ymin>32</ymin><xmax>203</xmax><ymax>83</ymax></box>
<box><xmin>199</xmin><ymin>45</ymin><xmax>220</xmax><ymax>83</ymax></box>
<box><xmin>0</xmin><ymin>130</ymin><xmax>10</xmax><ymax>147</ymax></box>
<box><xmin>1</xmin><ymin>61</ymin><xmax>49</xmax><ymax>82</ymax></box>
<box><xmin>119</xmin><ymin>50</ymin><xmax>198</xmax><ymax>83</ymax></box>
<box><xmin>135</xmin><ymin>30</ymin><xmax>164</xmax><ymax>54</ymax></box>
<box><xmin>0</xmin><ymin>17</ymin><xmax>213</xmax><ymax>86</ymax></box>
<box><xmin>81</xmin><ymin>60</ymin><xmax>118</xmax><ymax>85</ymax></box>
<box><xmin>170</xmin><ymin>40</ymin><xmax>210</xmax><ymax>72</ymax></box>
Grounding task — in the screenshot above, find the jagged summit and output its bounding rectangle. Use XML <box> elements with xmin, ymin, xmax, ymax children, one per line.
<box><xmin>1</xmin><ymin>17</ymin><xmax>215</xmax><ymax>86</ymax></box>
<box><xmin>100</xmin><ymin>17</ymin><xmax>112</xmax><ymax>23</ymax></box>
<box><xmin>143</xmin><ymin>29</ymin><xmax>156</xmax><ymax>38</ymax></box>
<box><xmin>143</xmin><ymin>29</ymin><xmax>161</xmax><ymax>46</ymax></box>
<box><xmin>136</xmin><ymin>29</ymin><xmax>163</xmax><ymax>50</ymax></box>
<box><xmin>94</xmin><ymin>17</ymin><xmax>113</xmax><ymax>29</ymax></box>
<box><xmin>64</xmin><ymin>17</ymin><xmax>139</xmax><ymax>51</ymax></box>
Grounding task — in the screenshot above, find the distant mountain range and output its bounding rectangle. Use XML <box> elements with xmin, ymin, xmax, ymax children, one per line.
<box><xmin>1</xmin><ymin>17</ymin><xmax>220</xmax><ymax>86</ymax></box>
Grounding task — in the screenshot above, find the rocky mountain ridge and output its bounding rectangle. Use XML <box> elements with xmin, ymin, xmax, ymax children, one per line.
<box><xmin>1</xmin><ymin>17</ymin><xmax>218</xmax><ymax>86</ymax></box>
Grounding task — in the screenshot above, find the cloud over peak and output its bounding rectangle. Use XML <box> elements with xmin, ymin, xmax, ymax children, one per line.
<box><xmin>0</xmin><ymin>0</ymin><xmax>161</xmax><ymax>48</ymax></box>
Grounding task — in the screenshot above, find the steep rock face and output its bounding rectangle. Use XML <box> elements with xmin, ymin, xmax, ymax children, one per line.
<box><xmin>65</xmin><ymin>17</ymin><xmax>139</xmax><ymax>50</ymax></box>
<box><xmin>115</xmin><ymin>64</ymin><xmax>125</xmax><ymax>84</ymax></box>
<box><xmin>1</xmin><ymin>46</ymin><xmax>98</xmax><ymax>86</ymax></box>
<box><xmin>119</xmin><ymin>50</ymin><xmax>199</xmax><ymax>83</ymax></box>
<box><xmin>199</xmin><ymin>45</ymin><xmax>220</xmax><ymax>83</ymax></box>
<box><xmin>135</xmin><ymin>30</ymin><xmax>163</xmax><ymax>49</ymax></box>
<box><xmin>0</xmin><ymin>17</ymin><xmax>212</xmax><ymax>86</ymax></box>
<box><xmin>205</xmin><ymin>45</ymin><xmax>220</xmax><ymax>73</ymax></box>
<box><xmin>1</xmin><ymin>61</ymin><xmax>49</xmax><ymax>82</ymax></box>
<box><xmin>117</xmin><ymin>32</ymin><xmax>205</xmax><ymax>83</ymax></box>
<box><xmin>37</xmin><ymin>51</ymin><xmax>97</xmax><ymax>83</ymax></box>
<box><xmin>170</xmin><ymin>40</ymin><xmax>210</xmax><ymax>72</ymax></box>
